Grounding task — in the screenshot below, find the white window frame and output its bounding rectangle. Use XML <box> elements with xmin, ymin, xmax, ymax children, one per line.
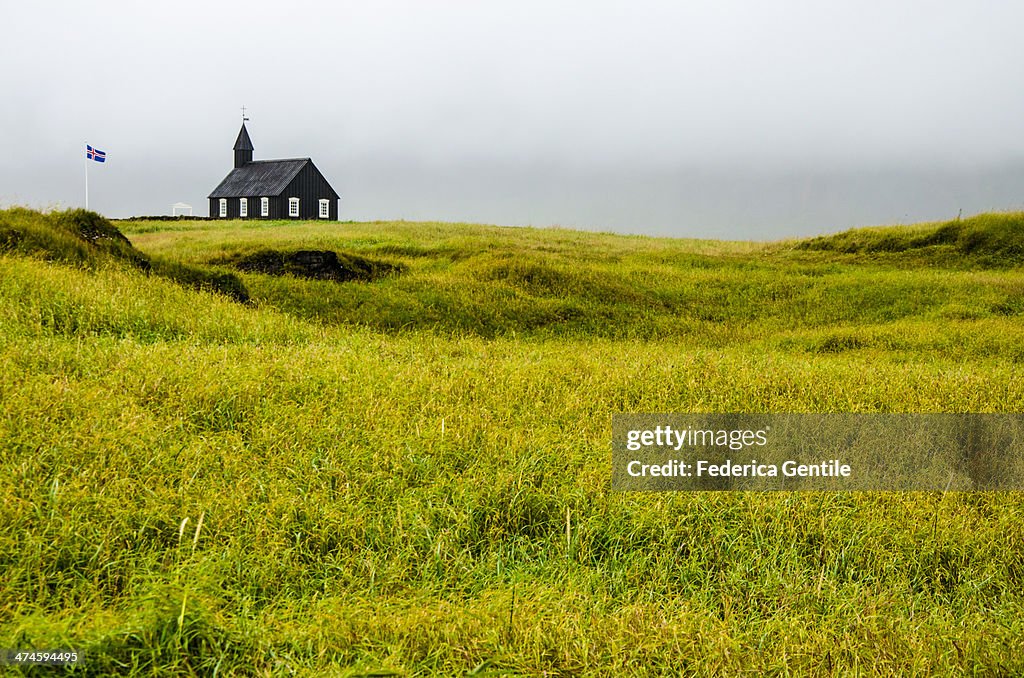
<box><xmin>260</xmin><ymin>197</ymin><xmax>269</xmax><ymax>217</ymax></box>
<box><xmin>288</xmin><ymin>197</ymin><xmax>300</xmax><ymax>218</ymax></box>
<box><xmin>239</xmin><ymin>198</ymin><xmax>247</xmax><ymax>217</ymax></box>
<box><xmin>218</xmin><ymin>198</ymin><xmax>227</xmax><ymax>218</ymax></box>
<box><xmin>318</xmin><ymin>199</ymin><xmax>330</xmax><ymax>219</ymax></box>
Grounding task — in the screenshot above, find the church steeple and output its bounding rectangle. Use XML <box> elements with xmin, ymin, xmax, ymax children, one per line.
<box><xmin>233</xmin><ymin>122</ymin><xmax>254</xmax><ymax>168</ymax></box>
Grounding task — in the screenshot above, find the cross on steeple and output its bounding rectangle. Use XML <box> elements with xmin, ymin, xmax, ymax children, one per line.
<box><xmin>241</xmin><ymin>105</ymin><xmax>249</xmax><ymax>122</ymax></box>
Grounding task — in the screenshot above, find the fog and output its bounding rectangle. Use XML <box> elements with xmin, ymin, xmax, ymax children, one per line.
<box><xmin>3</xmin><ymin>1</ymin><xmax>1023</xmax><ymax>238</ymax></box>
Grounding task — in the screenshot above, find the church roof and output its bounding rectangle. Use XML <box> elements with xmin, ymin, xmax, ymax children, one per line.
<box><xmin>207</xmin><ymin>158</ymin><xmax>311</xmax><ymax>198</ymax></box>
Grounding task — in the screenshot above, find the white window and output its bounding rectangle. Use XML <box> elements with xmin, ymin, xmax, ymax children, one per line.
<box><xmin>319</xmin><ymin>199</ymin><xmax>330</xmax><ymax>219</ymax></box>
<box><xmin>289</xmin><ymin>197</ymin><xmax>300</xmax><ymax>217</ymax></box>
<box><xmin>260</xmin><ymin>197</ymin><xmax>269</xmax><ymax>217</ymax></box>
<box><xmin>218</xmin><ymin>198</ymin><xmax>227</xmax><ymax>217</ymax></box>
<box><xmin>239</xmin><ymin>198</ymin><xmax>247</xmax><ymax>217</ymax></box>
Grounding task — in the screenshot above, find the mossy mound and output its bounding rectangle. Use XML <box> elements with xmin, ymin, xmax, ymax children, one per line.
<box><xmin>0</xmin><ymin>208</ymin><xmax>249</xmax><ymax>301</ymax></box>
<box><xmin>795</xmin><ymin>212</ymin><xmax>1024</xmax><ymax>266</ymax></box>
<box><xmin>227</xmin><ymin>249</ymin><xmax>403</xmax><ymax>282</ymax></box>
<box><xmin>1</xmin><ymin>207</ymin><xmax>150</xmax><ymax>270</ymax></box>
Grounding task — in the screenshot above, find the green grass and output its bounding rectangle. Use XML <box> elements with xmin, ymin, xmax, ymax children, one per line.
<box><xmin>1</xmin><ymin>209</ymin><xmax>1023</xmax><ymax>675</ymax></box>
<box><xmin>0</xmin><ymin>208</ymin><xmax>249</xmax><ymax>302</ymax></box>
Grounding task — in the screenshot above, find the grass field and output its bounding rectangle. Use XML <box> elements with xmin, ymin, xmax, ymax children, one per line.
<box><xmin>2</xmin><ymin>208</ymin><xmax>1023</xmax><ymax>675</ymax></box>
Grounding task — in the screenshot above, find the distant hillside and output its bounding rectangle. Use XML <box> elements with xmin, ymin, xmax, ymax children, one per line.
<box><xmin>4</xmin><ymin>207</ymin><xmax>1022</xmax><ymax>343</ymax></box>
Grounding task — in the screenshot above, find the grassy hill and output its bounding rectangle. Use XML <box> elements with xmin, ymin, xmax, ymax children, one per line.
<box><xmin>1</xmin><ymin>208</ymin><xmax>1023</xmax><ymax>675</ymax></box>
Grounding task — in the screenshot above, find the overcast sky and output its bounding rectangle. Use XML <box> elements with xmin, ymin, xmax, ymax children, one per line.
<box><xmin>3</xmin><ymin>1</ymin><xmax>1023</xmax><ymax>238</ymax></box>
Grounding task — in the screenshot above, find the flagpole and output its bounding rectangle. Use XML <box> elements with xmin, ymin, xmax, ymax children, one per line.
<box><xmin>85</xmin><ymin>145</ymin><xmax>89</xmax><ymax>210</ymax></box>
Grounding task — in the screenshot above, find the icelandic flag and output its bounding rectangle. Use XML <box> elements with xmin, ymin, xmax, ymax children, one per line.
<box><xmin>86</xmin><ymin>145</ymin><xmax>106</xmax><ymax>163</ymax></box>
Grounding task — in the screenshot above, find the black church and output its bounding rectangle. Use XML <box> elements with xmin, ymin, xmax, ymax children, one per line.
<box><xmin>208</xmin><ymin>123</ymin><xmax>340</xmax><ymax>220</ymax></box>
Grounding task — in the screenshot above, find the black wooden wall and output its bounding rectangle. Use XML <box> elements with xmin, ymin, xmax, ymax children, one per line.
<box><xmin>281</xmin><ymin>163</ymin><xmax>340</xmax><ymax>221</ymax></box>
